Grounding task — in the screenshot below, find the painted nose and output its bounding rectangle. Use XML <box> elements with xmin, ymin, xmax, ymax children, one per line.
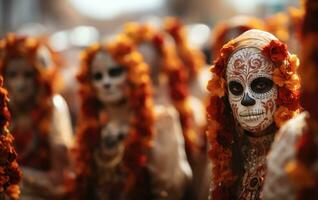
<box><xmin>103</xmin><ymin>136</ymin><xmax>118</xmax><ymax>148</ymax></box>
<box><xmin>241</xmin><ymin>93</ymin><xmax>256</xmax><ymax>106</ymax></box>
<box><xmin>117</xmin><ymin>131</ymin><xmax>127</xmax><ymax>141</ymax></box>
<box><xmin>103</xmin><ymin>83</ymin><xmax>111</xmax><ymax>89</ymax></box>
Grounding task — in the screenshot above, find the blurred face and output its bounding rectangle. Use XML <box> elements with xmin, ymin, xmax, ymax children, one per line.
<box><xmin>4</xmin><ymin>57</ymin><xmax>36</xmax><ymax>106</ymax></box>
<box><xmin>226</xmin><ymin>47</ymin><xmax>277</xmax><ymax>134</ymax></box>
<box><xmin>91</xmin><ymin>52</ymin><xmax>127</xmax><ymax>105</ymax></box>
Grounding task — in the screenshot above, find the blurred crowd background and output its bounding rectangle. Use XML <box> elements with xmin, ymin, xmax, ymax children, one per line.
<box><xmin>0</xmin><ymin>0</ymin><xmax>300</xmax><ymax>126</ymax></box>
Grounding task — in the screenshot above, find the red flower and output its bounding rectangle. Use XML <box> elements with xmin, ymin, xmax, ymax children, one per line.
<box><xmin>276</xmin><ymin>87</ymin><xmax>300</xmax><ymax>111</ymax></box>
<box><xmin>152</xmin><ymin>34</ymin><xmax>164</xmax><ymax>50</ymax></box>
<box><xmin>262</xmin><ymin>40</ymin><xmax>288</xmax><ymax>63</ymax></box>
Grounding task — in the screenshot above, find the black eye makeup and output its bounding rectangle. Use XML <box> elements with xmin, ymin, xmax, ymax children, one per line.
<box><xmin>251</xmin><ymin>77</ymin><xmax>273</xmax><ymax>94</ymax></box>
<box><xmin>5</xmin><ymin>70</ymin><xmax>17</xmax><ymax>79</ymax></box>
<box><xmin>92</xmin><ymin>71</ymin><xmax>103</xmax><ymax>81</ymax></box>
<box><xmin>24</xmin><ymin>70</ymin><xmax>35</xmax><ymax>79</ymax></box>
<box><xmin>108</xmin><ymin>66</ymin><xmax>125</xmax><ymax>77</ymax></box>
<box><xmin>229</xmin><ymin>81</ymin><xmax>244</xmax><ymax>96</ymax></box>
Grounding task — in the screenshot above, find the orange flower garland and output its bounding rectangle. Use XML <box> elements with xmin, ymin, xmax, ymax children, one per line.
<box><xmin>164</xmin><ymin>17</ymin><xmax>205</xmax><ymax>80</ymax></box>
<box><xmin>124</xmin><ymin>22</ymin><xmax>204</xmax><ymax>156</ymax></box>
<box><xmin>72</xmin><ymin>34</ymin><xmax>154</xmax><ymax>199</ymax></box>
<box><xmin>207</xmin><ymin>35</ymin><xmax>301</xmax><ymax>199</ymax></box>
<box><xmin>0</xmin><ymin>77</ymin><xmax>21</xmax><ymax>199</ymax></box>
<box><xmin>0</xmin><ymin>33</ymin><xmax>55</xmax><ymax>170</ymax></box>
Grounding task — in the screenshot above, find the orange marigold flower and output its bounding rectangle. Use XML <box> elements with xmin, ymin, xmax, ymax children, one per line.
<box><xmin>288</xmin><ymin>54</ymin><xmax>300</xmax><ymax>72</ymax></box>
<box><xmin>274</xmin><ymin>106</ymin><xmax>295</xmax><ymax>127</ymax></box>
<box><xmin>220</xmin><ymin>40</ymin><xmax>235</xmax><ymax>58</ymax></box>
<box><xmin>285</xmin><ymin>74</ymin><xmax>301</xmax><ymax>92</ymax></box>
<box><xmin>5</xmin><ymin>184</ymin><xmax>20</xmax><ymax>200</ymax></box>
<box><xmin>273</xmin><ymin>68</ymin><xmax>287</xmax><ymax>87</ymax></box>
<box><xmin>262</xmin><ymin>40</ymin><xmax>288</xmax><ymax>63</ymax></box>
<box><xmin>276</xmin><ymin>87</ymin><xmax>300</xmax><ymax>111</ymax></box>
<box><xmin>207</xmin><ymin>76</ymin><xmax>226</xmax><ymax>97</ymax></box>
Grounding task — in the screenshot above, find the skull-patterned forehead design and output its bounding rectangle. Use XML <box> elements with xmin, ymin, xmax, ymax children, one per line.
<box><xmin>226</xmin><ymin>47</ymin><xmax>277</xmax><ymax>134</ymax></box>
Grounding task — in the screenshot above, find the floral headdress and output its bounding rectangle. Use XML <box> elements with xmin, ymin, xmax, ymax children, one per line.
<box><xmin>0</xmin><ymin>76</ymin><xmax>21</xmax><ymax>199</ymax></box>
<box><xmin>124</xmin><ymin>22</ymin><xmax>205</xmax><ymax>155</ymax></box>
<box><xmin>72</xmin><ymin>34</ymin><xmax>155</xmax><ymax>199</ymax></box>
<box><xmin>164</xmin><ymin>17</ymin><xmax>205</xmax><ymax>80</ymax></box>
<box><xmin>207</xmin><ymin>29</ymin><xmax>301</xmax><ymax>199</ymax></box>
<box><xmin>0</xmin><ymin>33</ymin><xmax>55</xmax><ymax>170</ymax></box>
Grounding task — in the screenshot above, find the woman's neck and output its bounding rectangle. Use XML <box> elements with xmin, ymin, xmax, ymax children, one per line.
<box><xmin>102</xmin><ymin>98</ymin><xmax>131</xmax><ymax>121</ymax></box>
<box><xmin>10</xmin><ymin>101</ymin><xmax>34</xmax><ymax>116</ymax></box>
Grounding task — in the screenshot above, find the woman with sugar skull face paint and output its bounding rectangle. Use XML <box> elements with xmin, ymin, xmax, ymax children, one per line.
<box><xmin>207</xmin><ymin>29</ymin><xmax>301</xmax><ymax>199</ymax></box>
<box><xmin>71</xmin><ymin>34</ymin><xmax>191</xmax><ymax>200</ymax></box>
<box><xmin>0</xmin><ymin>34</ymin><xmax>73</xmax><ymax>200</ymax></box>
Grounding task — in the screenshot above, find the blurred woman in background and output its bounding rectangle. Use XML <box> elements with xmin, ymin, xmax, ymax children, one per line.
<box><xmin>0</xmin><ymin>33</ymin><xmax>73</xmax><ymax>200</ymax></box>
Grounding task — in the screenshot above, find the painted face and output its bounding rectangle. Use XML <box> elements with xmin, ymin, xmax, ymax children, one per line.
<box><xmin>4</xmin><ymin>57</ymin><xmax>36</xmax><ymax>105</ymax></box>
<box><xmin>226</xmin><ymin>47</ymin><xmax>277</xmax><ymax>134</ymax></box>
<box><xmin>91</xmin><ymin>52</ymin><xmax>127</xmax><ymax>104</ymax></box>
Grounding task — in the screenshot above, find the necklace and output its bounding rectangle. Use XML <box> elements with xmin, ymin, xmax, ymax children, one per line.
<box><xmin>238</xmin><ymin>133</ymin><xmax>275</xmax><ymax>199</ymax></box>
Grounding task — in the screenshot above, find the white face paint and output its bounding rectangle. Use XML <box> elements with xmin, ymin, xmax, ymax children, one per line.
<box><xmin>226</xmin><ymin>47</ymin><xmax>277</xmax><ymax>134</ymax></box>
<box><xmin>4</xmin><ymin>57</ymin><xmax>36</xmax><ymax>106</ymax></box>
<box><xmin>91</xmin><ymin>52</ymin><xmax>127</xmax><ymax>104</ymax></box>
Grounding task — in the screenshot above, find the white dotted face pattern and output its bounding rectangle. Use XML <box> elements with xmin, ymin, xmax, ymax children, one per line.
<box><xmin>226</xmin><ymin>47</ymin><xmax>277</xmax><ymax>134</ymax></box>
